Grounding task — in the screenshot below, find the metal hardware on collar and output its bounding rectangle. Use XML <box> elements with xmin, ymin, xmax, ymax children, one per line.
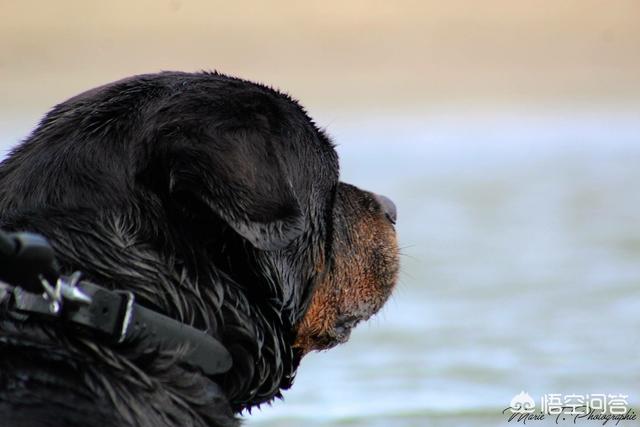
<box><xmin>0</xmin><ymin>229</ymin><xmax>233</xmax><ymax>377</ymax></box>
<box><xmin>10</xmin><ymin>276</ymin><xmax>130</xmax><ymax>338</ymax></box>
<box><xmin>60</xmin><ymin>271</ymin><xmax>92</xmax><ymax>305</ymax></box>
<box><xmin>40</xmin><ymin>276</ymin><xmax>62</xmax><ymax>314</ymax></box>
<box><xmin>116</xmin><ymin>290</ymin><xmax>135</xmax><ymax>344</ymax></box>
<box><xmin>5</xmin><ymin>278</ymin><xmax>232</xmax><ymax>376</ymax></box>
<box><xmin>37</xmin><ymin>272</ymin><xmax>93</xmax><ymax>314</ymax></box>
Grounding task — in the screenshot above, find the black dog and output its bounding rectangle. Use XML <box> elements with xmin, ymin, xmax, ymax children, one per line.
<box><xmin>0</xmin><ymin>72</ymin><xmax>399</xmax><ymax>427</ymax></box>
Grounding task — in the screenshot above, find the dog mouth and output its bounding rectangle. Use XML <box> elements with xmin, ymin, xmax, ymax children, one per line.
<box><xmin>331</xmin><ymin>315</ymin><xmax>362</xmax><ymax>344</ymax></box>
<box><xmin>297</xmin><ymin>316</ymin><xmax>361</xmax><ymax>352</ymax></box>
<box><xmin>294</xmin><ymin>271</ymin><xmax>397</xmax><ymax>355</ymax></box>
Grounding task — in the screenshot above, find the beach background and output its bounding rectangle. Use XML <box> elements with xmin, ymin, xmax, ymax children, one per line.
<box><xmin>1</xmin><ymin>2</ymin><xmax>639</xmax><ymax>426</ymax></box>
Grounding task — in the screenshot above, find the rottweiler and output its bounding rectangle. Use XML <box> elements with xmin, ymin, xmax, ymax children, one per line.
<box><xmin>0</xmin><ymin>71</ymin><xmax>399</xmax><ymax>427</ymax></box>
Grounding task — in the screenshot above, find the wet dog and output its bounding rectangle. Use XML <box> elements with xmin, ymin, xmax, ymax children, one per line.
<box><xmin>0</xmin><ymin>72</ymin><xmax>399</xmax><ymax>427</ymax></box>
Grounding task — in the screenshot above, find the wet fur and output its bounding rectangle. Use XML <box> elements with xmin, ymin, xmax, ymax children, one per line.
<box><xmin>0</xmin><ymin>72</ymin><xmax>398</xmax><ymax>426</ymax></box>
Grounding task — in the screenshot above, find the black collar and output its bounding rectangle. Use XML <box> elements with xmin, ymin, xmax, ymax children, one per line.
<box><xmin>0</xmin><ymin>229</ymin><xmax>232</xmax><ymax>376</ymax></box>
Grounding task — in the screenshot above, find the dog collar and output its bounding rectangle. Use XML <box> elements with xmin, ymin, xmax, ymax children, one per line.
<box><xmin>0</xmin><ymin>230</ymin><xmax>232</xmax><ymax>377</ymax></box>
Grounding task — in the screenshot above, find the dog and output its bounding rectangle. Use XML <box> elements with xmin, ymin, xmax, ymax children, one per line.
<box><xmin>0</xmin><ymin>71</ymin><xmax>399</xmax><ymax>427</ymax></box>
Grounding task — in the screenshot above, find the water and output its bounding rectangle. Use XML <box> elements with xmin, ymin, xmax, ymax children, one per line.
<box><xmin>2</xmin><ymin>112</ymin><xmax>639</xmax><ymax>426</ymax></box>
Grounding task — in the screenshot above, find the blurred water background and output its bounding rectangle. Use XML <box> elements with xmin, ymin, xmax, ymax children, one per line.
<box><xmin>2</xmin><ymin>1</ymin><xmax>639</xmax><ymax>426</ymax></box>
<box><xmin>236</xmin><ymin>112</ymin><xmax>640</xmax><ymax>427</ymax></box>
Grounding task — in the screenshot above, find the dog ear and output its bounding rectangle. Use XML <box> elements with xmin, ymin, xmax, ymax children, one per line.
<box><xmin>165</xmin><ymin>129</ymin><xmax>305</xmax><ymax>251</ymax></box>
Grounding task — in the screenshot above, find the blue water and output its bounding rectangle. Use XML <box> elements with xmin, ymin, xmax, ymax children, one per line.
<box><xmin>2</xmin><ymin>112</ymin><xmax>639</xmax><ymax>426</ymax></box>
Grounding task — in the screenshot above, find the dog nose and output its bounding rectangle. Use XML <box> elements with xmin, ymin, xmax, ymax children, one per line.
<box><xmin>375</xmin><ymin>194</ymin><xmax>397</xmax><ymax>224</ymax></box>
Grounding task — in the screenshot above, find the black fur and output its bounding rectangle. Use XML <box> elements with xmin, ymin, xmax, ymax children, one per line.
<box><xmin>0</xmin><ymin>72</ymin><xmax>346</xmax><ymax>426</ymax></box>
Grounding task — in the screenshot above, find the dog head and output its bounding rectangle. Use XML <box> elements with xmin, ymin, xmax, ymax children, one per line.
<box><xmin>135</xmin><ymin>73</ymin><xmax>400</xmax><ymax>398</ymax></box>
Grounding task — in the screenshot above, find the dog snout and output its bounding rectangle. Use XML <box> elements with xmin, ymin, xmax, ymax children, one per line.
<box><xmin>375</xmin><ymin>194</ymin><xmax>397</xmax><ymax>224</ymax></box>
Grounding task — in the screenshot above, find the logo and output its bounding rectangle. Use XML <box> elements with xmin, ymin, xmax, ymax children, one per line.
<box><xmin>502</xmin><ymin>392</ymin><xmax>637</xmax><ymax>424</ymax></box>
<box><xmin>510</xmin><ymin>391</ymin><xmax>536</xmax><ymax>414</ymax></box>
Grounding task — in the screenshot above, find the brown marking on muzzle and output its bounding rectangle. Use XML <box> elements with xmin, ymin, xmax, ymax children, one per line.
<box><xmin>294</xmin><ymin>185</ymin><xmax>399</xmax><ymax>356</ymax></box>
